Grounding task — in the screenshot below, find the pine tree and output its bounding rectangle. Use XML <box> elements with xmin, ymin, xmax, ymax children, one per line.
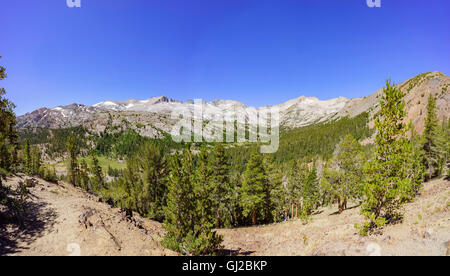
<box><xmin>138</xmin><ymin>143</ymin><xmax>167</xmax><ymax>220</ymax></box>
<box><xmin>359</xmin><ymin>80</ymin><xmax>421</xmax><ymax>234</ymax></box>
<box><xmin>24</xmin><ymin>135</ymin><xmax>31</xmax><ymax>174</ymax></box>
<box><xmin>163</xmin><ymin>145</ymin><xmax>222</xmax><ymax>255</ymax></box>
<box><xmin>0</xmin><ymin>57</ymin><xmax>18</xmax><ymax>177</ymax></box>
<box><xmin>89</xmin><ymin>151</ymin><xmax>104</xmax><ymax>191</ymax></box>
<box><xmin>321</xmin><ymin>168</ymin><xmax>343</xmax><ymax>208</ymax></box>
<box><xmin>210</xmin><ymin>143</ymin><xmax>232</xmax><ymax>228</ymax></box>
<box><xmin>0</xmin><ymin>140</ymin><xmax>10</xmax><ymax>173</ymax></box>
<box><xmin>0</xmin><ymin>56</ymin><xmax>19</xmax><ymax>201</ymax></box>
<box><xmin>30</xmin><ymin>146</ymin><xmax>41</xmax><ymax>176</ymax></box>
<box><xmin>323</xmin><ymin>134</ymin><xmax>365</xmax><ymax>213</ymax></box>
<box><xmin>443</xmin><ymin>118</ymin><xmax>450</xmax><ymax>179</ymax></box>
<box><xmin>66</xmin><ymin>135</ymin><xmax>79</xmax><ymax>186</ymax></box>
<box><xmin>270</xmin><ymin>175</ymin><xmax>288</xmax><ymax>222</ymax></box>
<box><xmin>262</xmin><ymin>154</ymin><xmax>281</xmax><ymax>223</ymax></box>
<box><xmin>422</xmin><ymin>94</ymin><xmax>441</xmax><ymax>179</ymax></box>
<box><xmin>300</xmin><ymin>163</ymin><xmax>320</xmax><ymax>222</ymax></box>
<box><xmin>434</xmin><ymin>118</ymin><xmax>449</xmax><ymax>177</ymax></box>
<box><xmin>79</xmin><ymin>159</ymin><xmax>90</xmax><ymax>190</ymax></box>
<box><xmin>240</xmin><ymin>150</ymin><xmax>267</xmax><ymax>225</ymax></box>
<box><xmin>192</xmin><ymin>146</ymin><xmax>218</xmax><ymax>242</ymax></box>
<box><xmin>122</xmin><ymin>157</ymin><xmax>141</xmax><ymax>214</ymax></box>
<box><xmin>286</xmin><ymin>160</ymin><xmax>308</xmax><ymax>219</ymax></box>
<box><xmin>194</xmin><ymin>146</ymin><xmax>214</xmax><ymax>225</ymax></box>
<box><xmin>229</xmin><ymin>171</ymin><xmax>243</xmax><ymax>226</ymax></box>
<box><xmin>163</xmin><ymin>150</ymin><xmax>194</xmax><ymax>253</ymax></box>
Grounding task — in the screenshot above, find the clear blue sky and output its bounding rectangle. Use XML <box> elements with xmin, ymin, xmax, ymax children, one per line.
<box><xmin>1</xmin><ymin>0</ymin><xmax>449</xmax><ymax>115</ymax></box>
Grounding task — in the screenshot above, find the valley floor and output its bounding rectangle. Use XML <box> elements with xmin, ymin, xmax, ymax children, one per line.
<box><xmin>1</xmin><ymin>176</ymin><xmax>449</xmax><ymax>256</ymax></box>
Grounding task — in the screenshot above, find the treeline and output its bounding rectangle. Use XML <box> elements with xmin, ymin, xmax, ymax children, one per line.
<box><xmin>19</xmin><ymin>123</ymin><xmax>182</xmax><ymax>160</ymax></box>
<box><xmin>95</xmin><ymin>128</ymin><xmax>182</xmax><ymax>158</ymax></box>
<box><xmin>224</xmin><ymin>112</ymin><xmax>373</xmax><ymax>173</ymax></box>
<box><xmin>19</xmin><ymin>126</ymin><xmax>89</xmax><ymax>158</ymax></box>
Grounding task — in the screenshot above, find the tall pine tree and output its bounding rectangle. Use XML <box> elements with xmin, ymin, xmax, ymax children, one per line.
<box><xmin>210</xmin><ymin>143</ymin><xmax>232</xmax><ymax>228</ymax></box>
<box><xmin>0</xmin><ymin>56</ymin><xmax>18</xmax><ymax>179</ymax></box>
<box><xmin>90</xmin><ymin>151</ymin><xmax>104</xmax><ymax>192</ymax></box>
<box><xmin>79</xmin><ymin>160</ymin><xmax>90</xmax><ymax>190</ymax></box>
<box><xmin>163</xmin><ymin>145</ymin><xmax>222</xmax><ymax>255</ymax></box>
<box><xmin>300</xmin><ymin>163</ymin><xmax>320</xmax><ymax>222</ymax></box>
<box><xmin>286</xmin><ymin>160</ymin><xmax>308</xmax><ymax>219</ymax></box>
<box><xmin>240</xmin><ymin>150</ymin><xmax>267</xmax><ymax>225</ymax></box>
<box><xmin>323</xmin><ymin>134</ymin><xmax>365</xmax><ymax>213</ymax></box>
<box><xmin>30</xmin><ymin>146</ymin><xmax>42</xmax><ymax>176</ymax></box>
<box><xmin>66</xmin><ymin>135</ymin><xmax>79</xmax><ymax>186</ymax></box>
<box><xmin>359</xmin><ymin>80</ymin><xmax>422</xmax><ymax>234</ymax></box>
<box><xmin>422</xmin><ymin>94</ymin><xmax>441</xmax><ymax>179</ymax></box>
<box><xmin>24</xmin><ymin>135</ymin><xmax>31</xmax><ymax>174</ymax></box>
<box><xmin>262</xmin><ymin>154</ymin><xmax>281</xmax><ymax>223</ymax></box>
<box><xmin>139</xmin><ymin>143</ymin><xmax>167</xmax><ymax>221</ymax></box>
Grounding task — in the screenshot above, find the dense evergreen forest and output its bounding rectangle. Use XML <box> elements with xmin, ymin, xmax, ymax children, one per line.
<box><xmin>276</xmin><ymin>112</ymin><xmax>373</xmax><ymax>162</ymax></box>
<box><xmin>18</xmin><ymin>125</ymin><xmax>182</xmax><ymax>159</ymax></box>
<box><xmin>2</xmin><ymin>56</ymin><xmax>449</xmax><ymax>255</ymax></box>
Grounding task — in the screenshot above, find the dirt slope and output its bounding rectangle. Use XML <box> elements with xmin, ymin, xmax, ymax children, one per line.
<box><xmin>218</xmin><ymin>178</ymin><xmax>450</xmax><ymax>256</ymax></box>
<box><xmin>0</xmin><ymin>176</ymin><xmax>175</xmax><ymax>256</ymax></box>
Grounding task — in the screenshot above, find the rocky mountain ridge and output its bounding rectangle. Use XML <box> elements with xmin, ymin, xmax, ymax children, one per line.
<box><xmin>17</xmin><ymin>72</ymin><xmax>450</xmax><ymax>138</ymax></box>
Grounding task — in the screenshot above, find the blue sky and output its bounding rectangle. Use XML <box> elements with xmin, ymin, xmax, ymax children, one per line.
<box><xmin>1</xmin><ymin>0</ymin><xmax>449</xmax><ymax>115</ymax></box>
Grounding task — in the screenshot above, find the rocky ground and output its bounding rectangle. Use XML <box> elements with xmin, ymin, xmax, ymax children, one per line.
<box><xmin>0</xmin><ymin>175</ymin><xmax>175</xmax><ymax>256</ymax></box>
<box><xmin>218</xmin><ymin>178</ymin><xmax>450</xmax><ymax>256</ymax></box>
<box><xmin>1</xmin><ymin>176</ymin><xmax>449</xmax><ymax>256</ymax></box>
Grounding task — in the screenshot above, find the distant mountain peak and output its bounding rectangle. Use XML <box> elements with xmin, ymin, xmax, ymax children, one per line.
<box><xmin>92</xmin><ymin>95</ymin><xmax>179</xmax><ymax>111</ymax></box>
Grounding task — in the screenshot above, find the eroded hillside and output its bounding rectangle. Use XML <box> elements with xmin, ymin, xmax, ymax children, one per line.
<box><xmin>0</xmin><ymin>176</ymin><xmax>176</xmax><ymax>256</ymax></box>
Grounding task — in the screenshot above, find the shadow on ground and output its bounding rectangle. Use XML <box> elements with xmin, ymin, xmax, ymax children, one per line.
<box><xmin>220</xmin><ymin>248</ymin><xmax>255</xmax><ymax>256</ymax></box>
<box><xmin>0</xmin><ymin>198</ymin><xmax>57</xmax><ymax>256</ymax></box>
<box><xmin>329</xmin><ymin>204</ymin><xmax>360</xmax><ymax>216</ymax></box>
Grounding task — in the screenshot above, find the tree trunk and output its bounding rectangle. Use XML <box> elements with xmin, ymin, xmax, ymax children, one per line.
<box><xmin>251</xmin><ymin>210</ymin><xmax>256</xmax><ymax>225</ymax></box>
<box><xmin>216</xmin><ymin>209</ymin><xmax>221</xmax><ymax>228</ymax></box>
<box><xmin>265</xmin><ymin>199</ymin><xmax>270</xmax><ymax>224</ymax></box>
<box><xmin>337</xmin><ymin>197</ymin><xmax>343</xmax><ymax>214</ymax></box>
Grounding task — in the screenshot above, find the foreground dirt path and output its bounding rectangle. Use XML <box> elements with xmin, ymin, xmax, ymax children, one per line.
<box><xmin>0</xmin><ymin>176</ymin><xmax>175</xmax><ymax>256</ymax></box>
<box><xmin>218</xmin><ymin>178</ymin><xmax>450</xmax><ymax>256</ymax></box>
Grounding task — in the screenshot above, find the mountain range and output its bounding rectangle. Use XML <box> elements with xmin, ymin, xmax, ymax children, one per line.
<box><xmin>17</xmin><ymin>71</ymin><xmax>450</xmax><ymax>138</ymax></box>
